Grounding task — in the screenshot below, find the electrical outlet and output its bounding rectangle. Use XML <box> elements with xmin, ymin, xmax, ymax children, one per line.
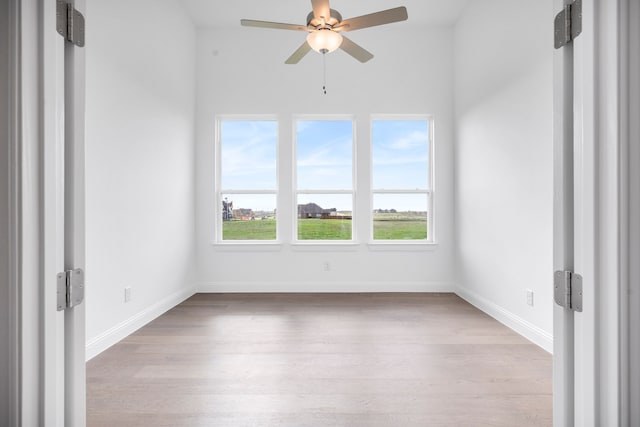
<box><xmin>323</xmin><ymin>261</ymin><xmax>330</xmax><ymax>271</ymax></box>
<box><xmin>526</xmin><ymin>289</ymin><xmax>534</xmax><ymax>306</ymax></box>
<box><xmin>124</xmin><ymin>287</ymin><xmax>132</xmax><ymax>303</ymax></box>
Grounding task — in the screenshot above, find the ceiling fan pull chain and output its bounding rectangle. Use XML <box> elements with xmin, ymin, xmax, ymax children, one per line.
<box><xmin>322</xmin><ymin>52</ymin><xmax>327</xmax><ymax>95</ymax></box>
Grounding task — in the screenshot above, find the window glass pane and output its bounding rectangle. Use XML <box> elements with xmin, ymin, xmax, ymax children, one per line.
<box><xmin>221</xmin><ymin>194</ymin><xmax>276</xmax><ymax>240</ymax></box>
<box><xmin>372</xmin><ymin>194</ymin><xmax>428</xmax><ymax>240</ymax></box>
<box><xmin>297</xmin><ymin>120</ymin><xmax>352</xmax><ymax>190</ymax></box>
<box><xmin>372</xmin><ymin>120</ymin><xmax>429</xmax><ymax>190</ymax></box>
<box><xmin>297</xmin><ymin>194</ymin><xmax>352</xmax><ymax>240</ymax></box>
<box><xmin>221</xmin><ymin>121</ymin><xmax>277</xmax><ymax>190</ymax></box>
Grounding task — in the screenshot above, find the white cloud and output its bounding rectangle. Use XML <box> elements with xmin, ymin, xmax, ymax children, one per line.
<box><xmin>387</xmin><ymin>130</ymin><xmax>429</xmax><ymax>150</ymax></box>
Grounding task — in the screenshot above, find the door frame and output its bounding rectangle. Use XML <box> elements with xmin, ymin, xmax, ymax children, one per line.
<box><xmin>620</xmin><ymin>0</ymin><xmax>640</xmax><ymax>425</ymax></box>
<box><xmin>8</xmin><ymin>0</ymin><xmax>87</xmax><ymax>424</ymax></box>
<box><xmin>553</xmin><ymin>0</ymin><xmax>637</xmax><ymax>425</ymax></box>
<box><xmin>1</xmin><ymin>0</ymin><xmax>20</xmax><ymax>423</ymax></box>
<box><xmin>578</xmin><ymin>0</ymin><xmax>635</xmax><ymax>424</ymax></box>
<box><xmin>19</xmin><ymin>0</ymin><xmax>53</xmax><ymax>424</ymax></box>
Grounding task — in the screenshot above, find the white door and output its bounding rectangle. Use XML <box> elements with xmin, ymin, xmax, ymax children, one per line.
<box><xmin>40</xmin><ymin>0</ymin><xmax>87</xmax><ymax>424</ymax></box>
<box><xmin>552</xmin><ymin>1</ymin><xmax>577</xmax><ymax>424</ymax></box>
<box><xmin>61</xmin><ymin>0</ymin><xmax>87</xmax><ymax>424</ymax></box>
<box><xmin>553</xmin><ymin>0</ymin><xmax>595</xmax><ymax>424</ymax></box>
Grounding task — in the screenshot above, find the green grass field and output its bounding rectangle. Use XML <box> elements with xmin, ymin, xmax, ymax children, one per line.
<box><xmin>373</xmin><ymin>213</ymin><xmax>427</xmax><ymax>240</ymax></box>
<box><xmin>222</xmin><ymin>219</ymin><xmax>276</xmax><ymax>240</ymax></box>
<box><xmin>372</xmin><ymin>219</ymin><xmax>427</xmax><ymax>240</ymax></box>
<box><xmin>222</xmin><ymin>215</ymin><xmax>427</xmax><ymax>241</ymax></box>
<box><xmin>298</xmin><ymin>219</ymin><xmax>352</xmax><ymax>240</ymax></box>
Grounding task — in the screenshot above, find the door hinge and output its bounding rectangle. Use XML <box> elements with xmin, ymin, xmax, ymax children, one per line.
<box><xmin>554</xmin><ymin>0</ymin><xmax>582</xmax><ymax>49</ymax></box>
<box><xmin>57</xmin><ymin>268</ymin><xmax>85</xmax><ymax>311</ymax></box>
<box><xmin>554</xmin><ymin>270</ymin><xmax>583</xmax><ymax>312</ymax></box>
<box><xmin>56</xmin><ymin>0</ymin><xmax>85</xmax><ymax>47</ymax></box>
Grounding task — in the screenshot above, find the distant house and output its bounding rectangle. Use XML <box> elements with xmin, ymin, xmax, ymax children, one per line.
<box><xmin>233</xmin><ymin>208</ymin><xmax>255</xmax><ymax>221</ymax></box>
<box><xmin>297</xmin><ymin>203</ymin><xmax>336</xmax><ymax>219</ymax></box>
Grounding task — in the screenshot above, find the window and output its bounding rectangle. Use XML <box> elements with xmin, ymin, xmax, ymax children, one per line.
<box><xmin>217</xmin><ymin>119</ymin><xmax>278</xmax><ymax>241</ymax></box>
<box><xmin>295</xmin><ymin>119</ymin><xmax>354</xmax><ymax>241</ymax></box>
<box><xmin>214</xmin><ymin>115</ymin><xmax>435</xmax><ymax>246</ymax></box>
<box><xmin>371</xmin><ymin>118</ymin><xmax>432</xmax><ymax>241</ymax></box>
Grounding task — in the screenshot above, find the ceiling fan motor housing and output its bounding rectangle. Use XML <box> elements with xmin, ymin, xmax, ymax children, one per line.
<box><xmin>306</xmin><ymin>9</ymin><xmax>342</xmax><ymax>29</ymax></box>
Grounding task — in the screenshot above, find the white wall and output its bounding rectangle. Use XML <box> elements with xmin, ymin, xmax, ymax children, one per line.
<box><xmin>85</xmin><ymin>0</ymin><xmax>197</xmax><ymax>357</ymax></box>
<box><xmin>453</xmin><ymin>0</ymin><xmax>554</xmax><ymax>350</ymax></box>
<box><xmin>195</xmin><ymin>27</ymin><xmax>457</xmax><ymax>291</ymax></box>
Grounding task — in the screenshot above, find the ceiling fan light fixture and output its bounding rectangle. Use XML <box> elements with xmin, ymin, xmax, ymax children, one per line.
<box><xmin>306</xmin><ymin>29</ymin><xmax>343</xmax><ymax>54</ymax></box>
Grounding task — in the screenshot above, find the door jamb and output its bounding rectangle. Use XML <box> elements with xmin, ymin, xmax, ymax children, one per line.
<box><xmin>620</xmin><ymin>0</ymin><xmax>639</xmax><ymax>424</ymax></box>
<box><xmin>573</xmin><ymin>0</ymin><xmax>633</xmax><ymax>424</ymax></box>
<box><xmin>19</xmin><ymin>0</ymin><xmax>50</xmax><ymax>423</ymax></box>
<box><xmin>2</xmin><ymin>0</ymin><xmax>21</xmax><ymax>423</ymax></box>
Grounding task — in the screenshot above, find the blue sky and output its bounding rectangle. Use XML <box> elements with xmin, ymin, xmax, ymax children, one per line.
<box><xmin>372</xmin><ymin>120</ymin><xmax>430</xmax><ymax>190</ymax></box>
<box><xmin>296</xmin><ymin>120</ymin><xmax>353</xmax><ymax>190</ymax></box>
<box><xmin>221</xmin><ymin>119</ymin><xmax>429</xmax><ymax>212</ymax></box>
<box><xmin>221</xmin><ymin>120</ymin><xmax>277</xmax><ymax>190</ymax></box>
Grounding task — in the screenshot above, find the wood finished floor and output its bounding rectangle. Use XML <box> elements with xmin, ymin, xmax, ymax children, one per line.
<box><xmin>87</xmin><ymin>293</ymin><xmax>552</xmax><ymax>426</ymax></box>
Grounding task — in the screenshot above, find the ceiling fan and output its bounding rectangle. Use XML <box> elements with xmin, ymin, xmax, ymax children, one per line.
<box><xmin>240</xmin><ymin>0</ymin><xmax>408</xmax><ymax>64</ymax></box>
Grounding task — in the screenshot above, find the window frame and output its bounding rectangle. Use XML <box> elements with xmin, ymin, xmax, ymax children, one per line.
<box><xmin>292</xmin><ymin>115</ymin><xmax>357</xmax><ymax>244</ymax></box>
<box><xmin>214</xmin><ymin>115</ymin><xmax>280</xmax><ymax>244</ymax></box>
<box><xmin>369</xmin><ymin>114</ymin><xmax>435</xmax><ymax>245</ymax></box>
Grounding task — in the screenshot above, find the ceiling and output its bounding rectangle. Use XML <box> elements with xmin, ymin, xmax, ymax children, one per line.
<box><xmin>178</xmin><ymin>0</ymin><xmax>470</xmax><ymax>29</ymax></box>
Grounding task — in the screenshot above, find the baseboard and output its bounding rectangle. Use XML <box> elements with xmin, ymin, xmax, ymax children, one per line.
<box><xmin>85</xmin><ymin>285</ymin><xmax>197</xmax><ymax>361</ymax></box>
<box><xmin>197</xmin><ymin>281</ymin><xmax>455</xmax><ymax>293</ymax></box>
<box><xmin>455</xmin><ymin>285</ymin><xmax>553</xmax><ymax>353</ymax></box>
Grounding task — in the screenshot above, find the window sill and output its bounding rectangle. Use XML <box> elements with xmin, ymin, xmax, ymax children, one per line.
<box><xmin>367</xmin><ymin>241</ymin><xmax>438</xmax><ymax>251</ymax></box>
<box><xmin>211</xmin><ymin>241</ymin><xmax>283</xmax><ymax>252</ymax></box>
<box><xmin>290</xmin><ymin>242</ymin><xmax>361</xmax><ymax>252</ymax></box>
<box><xmin>209</xmin><ymin>241</ymin><xmax>438</xmax><ymax>252</ymax></box>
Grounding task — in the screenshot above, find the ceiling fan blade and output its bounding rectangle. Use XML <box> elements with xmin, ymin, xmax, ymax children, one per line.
<box><xmin>311</xmin><ymin>0</ymin><xmax>331</xmax><ymax>21</ymax></box>
<box><xmin>339</xmin><ymin>35</ymin><xmax>373</xmax><ymax>63</ymax></box>
<box><xmin>241</xmin><ymin>19</ymin><xmax>307</xmax><ymax>31</ymax></box>
<box><xmin>285</xmin><ymin>41</ymin><xmax>312</xmax><ymax>64</ymax></box>
<box><xmin>335</xmin><ymin>7</ymin><xmax>408</xmax><ymax>32</ymax></box>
